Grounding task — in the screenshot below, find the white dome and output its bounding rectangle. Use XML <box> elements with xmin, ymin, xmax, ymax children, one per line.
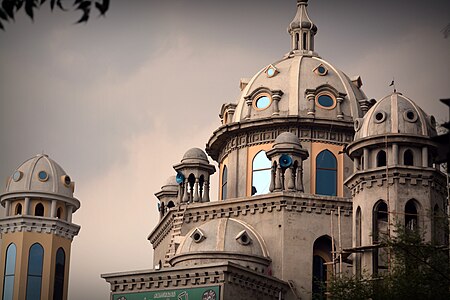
<box><xmin>1</xmin><ymin>154</ymin><xmax>80</xmax><ymax>209</ymax></box>
<box><xmin>354</xmin><ymin>92</ymin><xmax>437</xmax><ymax>140</ymax></box>
<box><xmin>232</xmin><ymin>55</ymin><xmax>367</xmax><ymax>122</ymax></box>
<box><xmin>181</xmin><ymin>148</ymin><xmax>209</xmax><ymax>163</ymax></box>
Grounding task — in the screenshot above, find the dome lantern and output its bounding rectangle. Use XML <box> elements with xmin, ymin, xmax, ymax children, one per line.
<box><xmin>288</xmin><ymin>0</ymin><xmax>317</xmax><ymax>55</ymax></box>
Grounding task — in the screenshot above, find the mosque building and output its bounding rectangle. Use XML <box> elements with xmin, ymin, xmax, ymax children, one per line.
<box><xmin>0</xmin><ymin>1</ymin><xmax>447</xmax><ymax>300</ymax></box>
<box><xmin>100</xmin><ymin>1</ymin><xmax>447</xmax><ymax>299</ymax></box>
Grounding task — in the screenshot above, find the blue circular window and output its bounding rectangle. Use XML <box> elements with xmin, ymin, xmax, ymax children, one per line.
<box><xmin>38</xmin><ymin>171</ymin><xmax>48</xmax><ymax>181</ymax></box>
<box><xmin>255</xmin><ymin>95</ymin><xmax>271</xmax><ymax>110</ymax></box>
<box><xmin>317</xmin><ymin>94</ymin><xmax>335</xmax><ymax>108</ymax></box>
<box><xmin>267</xmin><ymin>68</ymin><xmax>275</xmax><ymax>77</ymax></box>
<box><xmin>12</xmin><ymin>171</ymin><xmax>22</xmax><ymax>182</ymax></box>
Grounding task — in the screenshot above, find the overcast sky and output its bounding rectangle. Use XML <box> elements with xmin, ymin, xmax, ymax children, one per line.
<box><xmin>0</xmin><ymin>0</ymin><xmax>449</xmax><ymax>298</ymax></box>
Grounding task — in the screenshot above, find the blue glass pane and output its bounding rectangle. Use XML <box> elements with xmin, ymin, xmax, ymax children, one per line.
<box><xmin>222</xmin><ymin>166</ymin><xmax>227</xmax><ymax>183</ymax></box>
<box><xmin>316</xmin><ymin>150</ymin><xmax>336</xmax><ymax>169</ymax></box>
<box><xmin>253</xmin><ymin>151</ymin><xmax>271</xmax><ymax>170</ymax></box>
<box><xmin>28</xmin><ymin>244</ymin><xmax>44</xmax><ymax>276</ymax></box>
<box><xmin>5</xmin><ymin>244</ymin><xmax>16</xmax><ymax>275</ymax></box>
<box><xmin>318</xmin><ymin>95</ymin><xmax>334</xmax><ymax>108</ymax></box>
<box><xmin>316</xmin><ymin>169</ymin><xmax>337</xmax><ymax>196</ymax></box>
<box><xmin>3</xmin><ymin>276</ymin><xmax>14</xmax><ymax>300</ymax></box>
<box><xmin>38</xmin><ymin>171</ymin><xmax>47</xmax><ymax>180</ymax></box>
<box><xmin>25</xmin><ymin>276</ymin><xmax>42</xmax><ymax>300</ymax></box>
<box><xmin>252</xmin><ymin>169</ymin><xmax>271</xmax><ymax>195</ymax></box>
<box><xmin>54</xmin><ymin>248</ymin><xmax>65</xmax><ymax>300</ymax></box>
<box><xmin>256</xmin><ymin>96</ymin><xmax>271</xmax><ymax>109</ymax></box>
<box><xmin>267</xmin><ymin>68</ymin><xmax>275</xmax><ymax>77</ymax></box>
<box><xmin>318</xmin><ymin>66</ymin><xmax>326</xmax><ymax>74</ymax></box>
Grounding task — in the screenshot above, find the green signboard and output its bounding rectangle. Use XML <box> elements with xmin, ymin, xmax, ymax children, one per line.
<box><xmin>113</xmin><ymin>286</ymin><xmax>220</xmax><ymax>300</ymax></box>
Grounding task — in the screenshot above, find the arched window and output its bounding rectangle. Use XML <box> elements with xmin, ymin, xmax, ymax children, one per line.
<box><xmin>167</xmin><ymin>201</ymin><xmax>175</xmax><ymax>209</ymax></box>
<box><xmin>252</xmin><ymin>151</ymin><xmax>271</xmax><ymax>196</ymax></box>
<box><xmin>355</xmin><ymin>207</ymin><xmax>362</xmax><ymax>277</ymax></box>
<box><xmin>405</xmin><ymin>200</ymin><xmax>418</xmax><ymax>231</ymax></box>
<box><xmin>316</xmin><ymin>150</ymin><xmax>337</xmax><ymax>196</ymax></box>
<box><xmin>53</xmin><ymin>248</ymin><xmax>65</xmax><ymax>300</ymax></box>
<box><xmin>373</xmin><ymin>201</ymin><xmax>388</xmax><ymax>275</ymax></box>
<box><xmin>312</xmin><ymin>236</ymin><xmax>332</xmax><ymax>299</ymax></box>
<box><xmin>2</xmin><ymin>243</ymin><xmax>16</xmax><ymax>300</ymax></box>
<box><xmin>26</xmin><ymin>243</ymin><xmax>44</xmax><ymax>300</ymax></box>
<box><xmin>35</xmin><ymin>203</ymin><xmax>44</xmax><ymax>217</ymax></box>
<box><xmin>221</xmin><ymin>166</ymin><xmax>228</xmax><ymax>200</ymax></box>
<box><xmin>376</xmin><ymin>150</ymin><xmax>386</xmax><ymax>167</ymax></box>
<box><xmin>56</xmin><ymin>207</ymin><xmax>62</xmax><ymax>219</ymax></box>
<box><xmin>15</xmin><ymin>203</ymin><xmax>22</xmax><ymax>215</ymax></box>
<box><xmin>404</xmin><ymin>149</ymin><xmax>414</xmax><ymax>166</ymax></box>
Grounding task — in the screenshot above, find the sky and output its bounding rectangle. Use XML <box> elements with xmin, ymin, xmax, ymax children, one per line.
<box><xmin>0</xmin><ymin>0</ymin><xmax>449</xmax><ymax>298</ymax></box>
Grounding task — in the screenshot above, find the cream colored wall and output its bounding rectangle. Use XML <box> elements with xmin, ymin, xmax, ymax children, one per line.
<box><xmin>310</xmin><ymin>143</ymin><xmax>344</xmax><ymax>197</ymax></box>
<box><xmin>0</xmin><ymin>231</ymin><xmax>72</xmax><ymax>300</ymax></box>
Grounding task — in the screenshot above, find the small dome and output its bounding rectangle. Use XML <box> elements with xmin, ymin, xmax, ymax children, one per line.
<box><xmin>355</xmin><ymin>92</ymin><xmax>437</xmax><ymax>140</ymax></box>
<box><xmin>181</xmin><ymin>148</ymin><xmax>209</xmax><ymax>163</ymax></box>
<box><xmin>161</xmin><ymin>176</ymin><xmax>178</xmax><ymax>192</ymax></box>
<box><xmin>288</xmin><ymin>0</ymin><xmax>317</xmax><ymax>34</ymax></box>
<box><xmin>5</xmin><ymin>154</ymin><xmax>74</xmax><ymax>197</ymax></box>
<box><xmin>273</xmin><ymin>132</ymin><xmax>302</xmax><ymax>147</ymax></box>
<box><xmin>171</xmin><ymin>218</ymin><xmax>270</xmax><ymax>270</ymax></box>
<box><xmin>1</xmin><ymin>154</ymin><xmax>80</xmax><ymax>210</ymax></box>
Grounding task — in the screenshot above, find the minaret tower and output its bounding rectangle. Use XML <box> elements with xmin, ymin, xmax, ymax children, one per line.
<box><xmin>0</xmin><ymin>154</ymin><xmax>81</xmax><ymax>300</ymax></box>
<box><xmin>345</xmin><ymin>93</ymin><xmax>447</xmax><ymax>276</ymax></box>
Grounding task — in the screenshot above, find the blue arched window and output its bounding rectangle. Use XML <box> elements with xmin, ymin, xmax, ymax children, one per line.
<box><xmin>2</xmin><ymin>243</ymin><xmax>16</xmax><ymax>300</ymax></box>
<box><xmin>221</xmin><ymin>166</ymin><xmax>228</xmax><ymax>200</ymax></box>
<box><xmin>252</xmin><ymin>151</ymin><xmax>271</xmax><ymax>196</ymax></box>
<box><xmin>26</xmin><ymin>243</ymin><xmax>44</xmax><ymax>300</ymax></box>
<box><xmin>316</xmin><ymin>150</ymin><xmax>337</xmax><ymax>196</ymax></box>
<box><xmin>53</xmin><ymin>248</ymin><xmax>65</xmax><ymax>300</ymax></box>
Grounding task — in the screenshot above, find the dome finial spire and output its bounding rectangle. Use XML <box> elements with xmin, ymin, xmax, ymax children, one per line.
<box><xmin>288</xmin><ymin>0</ymin><xmax>317</xmax><ymax>54</ymax></box>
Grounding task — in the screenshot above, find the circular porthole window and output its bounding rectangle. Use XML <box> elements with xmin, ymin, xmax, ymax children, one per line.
<box><xmin>354</xmin><ymin>119</ymin><xmax>362</xmax><ymax>131</ymax></box>
<box><xmin>403</xmin><ymin>109</ymin><xmax>418</xmax><ymax>123</ymax></box>
<box><xmin>38</xmin><ymin>171</ymin><xmax>49</xmax><ymax>182</ymax></box>
<box><xmin>12</xmin><ymin>171</ymin><xmax>22</xmax><ymax>182</ymax></box>
<box><xmin>254</xmin><ymin>94</ymin><xmax>272</xmax><ymax>110</ymax></box>
<box><xmin>267</xmin><ymin>67</ymin><xmax>275</xmax><ymax>77</ymax></box>
<box><xmin>62</xmin><ymin>175</ymin><xmax>71</xmax><ymax>187</ymax></box>
<box><xmin>374</xmin><ymin>111</ymin><xmax>386</xmax><ymax>123</ymax></box>
<box><xmin>315</xmin><ymin>92</ymin><xmax>336</xmax><ymax>109</ymax></box>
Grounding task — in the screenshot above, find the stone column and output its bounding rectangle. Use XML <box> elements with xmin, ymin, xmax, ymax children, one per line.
<box><xmin>392</xmin><ymin>143</ymin><xmax>398</xmax><ymax>165</ymax></box>
<box><xmin>422</xmin><ymin>147</ymin><xmax>428</xmax><ymax>167</ymax></box>
<box><xmin>286</xmin><ymin>167</ymin><xmax>295</xmax><ymax>190</ymax></box>
<box><xmin>269</xmin><ymin>163</ymin><xmax>276</xmax><ymax>192</ymax></box>
<box><xmin>183</xmin><ymin>179</ymin><xmax>190</xmax><ymax>203</ymax></box>
<box><xmin>307</xmin><ymin>93</ymin><xmax>315</xmax><ymax>116</ymax></box>
<box><xmin>272</xmin><ymin>93</ymin><xmax>282</xmax><ymax>116</ymax></box>
<box><xmin>203</xmin><ymin>180</ymin><xmax>210</xmax><ymax>202</ymax></box>
<box><xmin>336</xmin><ymin>97</ymin><xmax>344</xmax><ymax>119</ymax></box>
<box><xmin>67</xmin><ymin>205</ymin><xmax>73</xmax><ymax>223</ymax></box>
<box><xmin>354</xmin><ymin>158</ymin><xmax>360</xmax><ymax>172</ymax></box>
<box><xmin>24</xmin><ymin>197</ymin><xmax>30</xmax><ymax>215</ymax></box>
<box><xmin>296</xmin><ymin>165</ymin><xmax>304</xmax><ymax>192</ymax></box>
<box><xmin>275</xmin><ymin>165</ymin><xmax>282</xmax><ymax>191</ymax></box>
<box><xmin>5</xmin><ymin>200</ymin><xmax>10</xmax><ymax>217</ymax></box>
<box><xmin>245</xmin><ymin>98</ymin><xmax>252</xmax><ymax>120</ymax></box>
<box><xmin>51</xmin><ymin>200</ymin><xmax>57</xmax><ymax>218</ymax></box>
<box><xmin>227</xmin><ymin>108</ymin><xmax>235</xmax><ymax>123</ymax></box>
<box><xmin>193</xmin><ymin>178</ymin><xmax>200</xmax><ymax>202</ymax></box>
<box><xmin>363</xmin><ymin>148</ymin><xmax>369</xmax><ymax>170</ymax></box>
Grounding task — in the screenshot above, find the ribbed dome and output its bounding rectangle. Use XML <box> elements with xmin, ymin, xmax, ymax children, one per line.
<box><xmin>273</xmin><ymin>132</ymin><xmax>302</xmax><ymax>147</ymax></box>
<box><xmin>232</xmin><ymin>55</ymin><xmax>367</xmax><ymax>122</ymax></box>
<box><xmin>5</xmin><ymin>154</ymin><xmax>74</xmax><ymax>197</ymax></box>
<box><xmin>181</xmin><ymin>148</ymin><xmax>209</xmax><ymax>163</ymax></box>
<box><xmin>354</xmin><ymin>92</ymin><xmax>437</xmax><ymax>140</ymax></box>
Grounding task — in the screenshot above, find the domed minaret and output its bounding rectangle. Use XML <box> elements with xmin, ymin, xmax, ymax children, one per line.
<box><xmin>345</xmin><ymin>92</ymin><xmax>447</xmax><ymax>276</ymax></box>
<box><xmin>0</xmin><ymin>154</ymin><xmax>80</xmax><ymax>300</ymax></box>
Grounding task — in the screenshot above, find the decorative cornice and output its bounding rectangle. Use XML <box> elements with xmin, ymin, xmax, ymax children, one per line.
<box><xmin>345</xmin><ymin>167</ymin><xmax>447</xmax><ymax>197</ymax></box>
<box><xmin>0</xmin><ymin>191</ymin><xmax>81</xmax><ymax>211</ymax></box>
<box><xmin>206</xmin><ymin>117</ymin><xmax>354</xmax><ymax>162</ymax></box>
<box><xmin>101</xmin><ymin>262</ymin><xmax>289</xmax><ymax>297</ymax></box>
<box><xmin>0</xmin><ymin>215</ymin><xmax>80</xmax><ymax>240</ymax></box>
<box><xmin>148</xmin><ymin>192</ymin><xmax>352</xmax><ymax>247</ymax></box>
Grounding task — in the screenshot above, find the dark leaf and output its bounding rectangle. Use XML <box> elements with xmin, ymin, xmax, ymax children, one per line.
<box><xmin>0</xmin><ymin>20</ymin><xmax>4</xmax><ymax>30</ymax></box>
<box><xmin>95</xmin><ymin>0</ymin><xmax>109</xmax><ymax>16</ymax></box>
<box><xmin>15</xmin><ymin>0</ymin><xmax>24</xmax><ymax>11</ymax></box>
<box><xmin>40</xmin><ymin>0</ymin><xmax>46</xmax><ymax>5</ymax></box>
<box><xmin>50</xmin><ymin>0</ymin><xmax>55</xmax><ymax>10</ymax></box>
<box><xmin>56</xmin><ymin>0</ymin><xmax>65</xmax><ymax>10</ymax></box>
<box><xmin>2</xmin><ymin>0</ymin><xmax>15</xmax><ymax>19</ymax></box>
<box><xmin>76</xmin><ymin>1</ymin><xmax>91</xmax><ymax>10</ymax></box>
<box><xmin>25</xmin><ymin>0</ymin><xmax>36</xmax><ymax>20</ymax></box>
<box><xmin>75</xmin><ymin>9</ymin><xmax>89</xmax><ymax>23</ymax></box>
<box><xmin>0</xmin><ymin>8</ymin><xmax>7</xmax><ymax>21</ymax></box>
